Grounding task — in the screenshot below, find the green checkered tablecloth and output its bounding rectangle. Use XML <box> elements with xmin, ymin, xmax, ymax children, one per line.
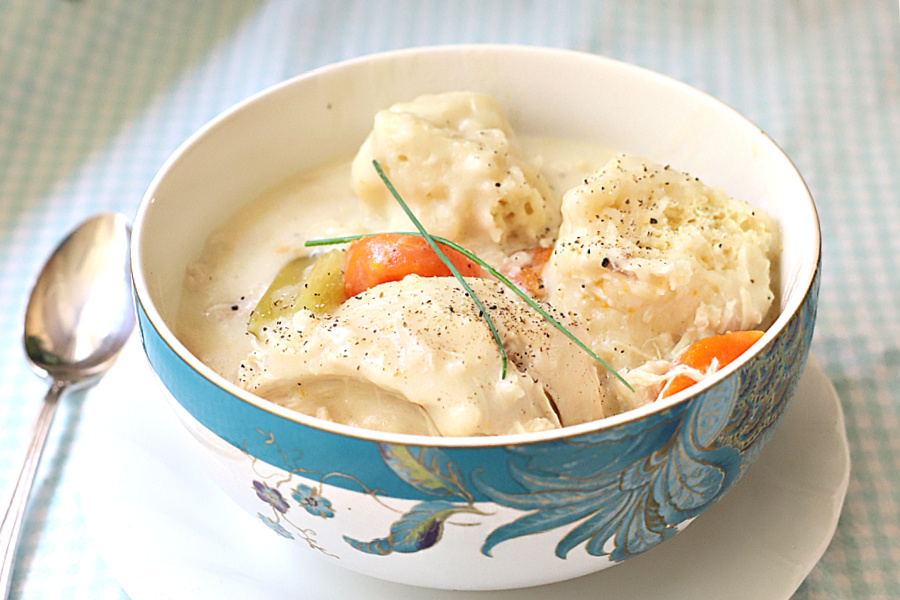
<box><xmin>1</xmin><ymin>1</ymin><xmax>897</xmax><ymax>598</ymax></box>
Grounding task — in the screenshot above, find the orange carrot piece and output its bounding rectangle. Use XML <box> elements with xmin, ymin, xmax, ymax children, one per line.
<box><xmin>661</xmin><ymin>330</ymin><xmax>765</xmax><ymax>398</ymax></box>
<box><xmin>500</xmin><ymin>247</ymin><xmax>553</xmax><ymax>298</ymax></box>
<box><xmin>343</xmin><ymin>233</ymin><xmax>486</xmax><ymax>298</ymax></box>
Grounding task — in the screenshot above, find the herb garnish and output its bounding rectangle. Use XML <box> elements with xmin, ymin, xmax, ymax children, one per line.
<box><xmin>306</xmin><ymin>159</ymin><xmax>632</xmax><ymax>390</ymax></box>
<box><xmin>375</xmin><ymin>160</ymin><xmax>508</xmax><ymax>378</ymax></box>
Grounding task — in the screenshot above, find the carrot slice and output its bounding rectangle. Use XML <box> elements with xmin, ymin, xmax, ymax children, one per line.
<box><xmin>343</xmin><ymin>233</ymin><xmax>486</xmax><ymax>298</ymax></box>
<box><xmin>661</xmin><ymin>330</ymin><xmax>765</xmax><ymax>398</ymax></box>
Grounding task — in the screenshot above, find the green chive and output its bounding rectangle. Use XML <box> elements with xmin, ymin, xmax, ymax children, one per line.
<box><xmin>308</xmin><ymin>230</ymin><xmax>631</xmax><ymax>391</ymax></box>
<box><xmin>371</xmin><ymin>160</ymin><xmax>509</xmax><ymax>379</ymax></box>
<box><xmin>306</xmin><ymin>160</ymin><xmax>633</xmax><ymax>390</ymax></box>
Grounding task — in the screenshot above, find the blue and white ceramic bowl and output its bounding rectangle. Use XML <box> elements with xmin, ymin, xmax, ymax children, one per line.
<box><xmin>131</xmin><ymin>45</ymin><xmax>820</xmax><ymax>591</ymax></box>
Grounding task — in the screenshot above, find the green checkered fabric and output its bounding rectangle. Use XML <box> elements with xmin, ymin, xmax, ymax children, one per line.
<box><xmin>1</xmin><ymin>1</ymin><xmax>897</xmax><ymax>598</ymax></box>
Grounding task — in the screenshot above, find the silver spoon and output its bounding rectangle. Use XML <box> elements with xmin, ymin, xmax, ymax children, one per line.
<box><xmin>0</xmin><ymin>213</ymin><xmax>135</xmax><ymax>598</ymax></box>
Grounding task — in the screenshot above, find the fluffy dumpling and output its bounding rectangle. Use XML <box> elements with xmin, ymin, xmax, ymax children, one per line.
<box><xmin>542</xmin><ymin>155</ymin><xmax>779</xmax><ymax>409</ymax></box>
<box><xmin>351</xmin><ymin>92</ymin><xmax>560</xmax><ymax>258</ymax></box>
<box><xmin>238</xmin><ymin>276</ymin><xmax>606</xmax><ymax>436</ymax></box>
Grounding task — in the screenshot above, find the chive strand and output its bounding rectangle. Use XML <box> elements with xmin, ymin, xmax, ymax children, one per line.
<box><xmin>305</xmin><ymin>234</ymin><xmax>368</xmax><ymax>246</ymax></box>
<box><xmin>306</xmin><ymin>230</ymin><xmax>632</xmax><ymax>391</ymax></box>
<box><xmin>371</xmin><ymin>160</ymin><xmax>509</xmax><ymax>379</ymax></box>
<box><xmin>431</xmin><ymin>239</ymin><xmax>633</xmax><ymax>391</ymax></box>
<box><xmin>306</xmin><ymin>163</ymin><xmax>633</xmax><ymax>391</ymax></box>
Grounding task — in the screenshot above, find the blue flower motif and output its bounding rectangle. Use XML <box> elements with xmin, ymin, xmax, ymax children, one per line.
<box><xmin>258</xmin><ymin>513</ymin><xmax>294</xmax><ymax>539</ymax></box>
<box><xmin>292</xmin><ymin>483</ymin><xmax>335</xmax><ymax>518</ymax></box>
<box><xmin>253</xmin><ymin>480</ymin><xmax>289</xmax><ymax>513</ymax></box>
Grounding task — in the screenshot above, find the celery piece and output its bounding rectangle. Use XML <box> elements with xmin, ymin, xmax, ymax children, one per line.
<box><xmin>298</xmin><ymin>249</ymin><xmax>346</xmax><ymax>314</ymax></box>
<box><xmin>248</xmin><ymin>250</ymin><xmax>345</xmax><ymax>338</ymax></box>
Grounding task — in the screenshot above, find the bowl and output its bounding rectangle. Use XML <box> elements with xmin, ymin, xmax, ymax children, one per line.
<box><xmin>131</xmin><ymin>45</ymin><xmax>820</xmax><ymax>591</ymax></box>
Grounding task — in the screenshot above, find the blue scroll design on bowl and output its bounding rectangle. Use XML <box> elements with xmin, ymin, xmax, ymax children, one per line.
<box><xmin>471</xmin><ymin>378</ymin><xmax>743</xmax><ymax>560</ymax></box>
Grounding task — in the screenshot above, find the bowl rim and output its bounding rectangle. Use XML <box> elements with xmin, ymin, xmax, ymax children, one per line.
<box><xmin>132</xmin><ymin>43</ymin><xmax>821</xmax><ymax>449</ymax></box>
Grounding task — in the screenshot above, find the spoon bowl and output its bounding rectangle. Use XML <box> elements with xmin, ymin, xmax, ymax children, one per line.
<box><xmin>23</xmin><ymin>213</ymin><xmax>135</xmax><ymax>384</ymax></box>
<box><xmin>1</xmin><ymin>212</ymin><xmax>135</xmax><ymax>598</ymax></box>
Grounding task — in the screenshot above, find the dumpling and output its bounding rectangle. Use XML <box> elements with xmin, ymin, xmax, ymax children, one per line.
<box><xmin>542</xmin><ymin>155</ymin><xmax>779</xmax><ymax>409</ymax></box>
<box><xmin>351</xmin><ymin>91</ymin><xmax>560</xmax><ymax>258</ymax></box>
<box><xmin>238</xmin><ymin>276</ymin><xmax>606</xmax><ymax>436</ymax></box>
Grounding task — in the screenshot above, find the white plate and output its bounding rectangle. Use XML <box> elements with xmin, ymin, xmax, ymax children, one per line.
<box><xmin>78</xmin><ymin>338</ymin><xmax>849</xmax><ymax>600</ymax></box>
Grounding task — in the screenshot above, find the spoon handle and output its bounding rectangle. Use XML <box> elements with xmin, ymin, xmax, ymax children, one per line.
<box><xmin>0</xmin><ymin>380</ymin><xmax>65</xmax><ymax>599</ymax></box>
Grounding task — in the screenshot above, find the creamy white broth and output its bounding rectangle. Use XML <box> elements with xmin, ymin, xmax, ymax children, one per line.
<box><xmin>519</xmin><ymin>137</ymin><xmax>620</xmax><ymax>194</ymax></box>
